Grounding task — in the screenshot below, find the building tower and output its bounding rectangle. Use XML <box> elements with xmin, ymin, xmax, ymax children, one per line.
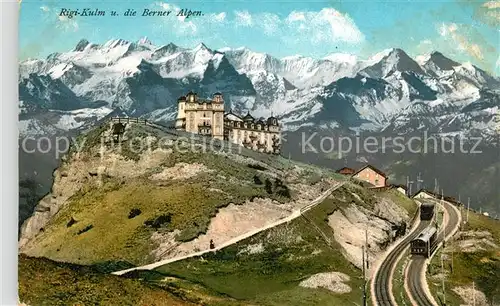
<box><xmin>175</xmin><ymin>95</ymin><xmax>187</xmax><ymax>130</ymax></box>
<box><xmin>184</xmin><ymin>91</ymin><xmax>198</xmax><ymax>134</ymax></box>
<box><xmin>212</xmin><ymin>92</ymin><xmax>224</xmax><ymax>140</ymax></box>
<box><xmin>267</xmin><ymin>114</ymin><xmax>280</xmax><ymax>154</ymax></box>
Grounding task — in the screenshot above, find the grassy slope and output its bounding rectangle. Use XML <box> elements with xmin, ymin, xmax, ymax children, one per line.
<box><xmin>428</xmin><ymin>209</ymin><xmax>500</xmax><ymax>305</ymax></box>
<box><xmin>18</xmin><ymin>255</ymin><xmax>196</xmax><ymax>306</ymax></box>
<box><xmin>382</xmin><ymin>189</ymin><xmax>418</xmax><ymax>217</ymax></box>
<box><xmin>149</xmin><ymin>184</ymin><xmax>386</xmax><ymax>306</ymax></box>
<box><xmin>392</xmin><ymin>253</ymin><xmax>412</xmax><ymax>306</ymax></box>
<box><xmin>23</xmin><ymin>124</ymin><xmax>317</xmax><ymax>266</ymax></box>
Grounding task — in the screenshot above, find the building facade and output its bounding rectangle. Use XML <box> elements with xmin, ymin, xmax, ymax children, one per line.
<box><xmin>352</xmin><ymin>165</ymin><xmax>387</xmax><ymax>188</ymax></box>
<box><xmin>175</xmin><ymin>91</ymin><xmax>281</xmax><ymax>154</ymax></box>
<box><xmin>394</xmin><ymin>185</ymin><xmax>408</xmax><ymax>196</ymax></box>
<box><xmin>224</xmin><ymin>111</ymin><xmax>281</xmax><ymax>154</ymax></box>
<box><xmin>175</xmin><ymin>91</ymin><xmax>225</xmax><ymax>140</ymax></box>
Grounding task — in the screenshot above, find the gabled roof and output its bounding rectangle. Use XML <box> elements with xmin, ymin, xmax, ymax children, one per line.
<box><xmin>411</xmin><ymin>189</ymin><xmax>462</xmax><ymax>205</ymax></box>
<box><xmin>225</xmin><ymin>112</ymin><xmax>243</xmax><ymax>122</ymax></box>
<box><xmin>243</xmin><ymin>112</ymin><xmax>255</xmax><ymax>122</ymax></box>
<box><xmin>411</xmin><ymin>189</ymin><xmax>440</xmax><ymax>198</ymax></box>
<box><xmin>352</xmin><ymin>164</ymin><xmax>387</xmax><ymax>178</ymax></box>
<box><xmin>392</xmin><ymin>184</ymin><xmax>407</xmax><ymax>190</ymax></box>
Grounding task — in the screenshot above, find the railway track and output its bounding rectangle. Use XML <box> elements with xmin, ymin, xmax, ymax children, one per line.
<box><xmin>408</xmin><ymin>257</ymin><xmax>434</xmax><ymax>306</ymax></box>
<box><xmin>406</xmin><ymin>200</ymin><xmax>461</xmax><ymax>306</ymax></box>
<box><xmin>373</xmin><ymin>220</ymin><xmax>431</xmax><ymax>306</ymax></box>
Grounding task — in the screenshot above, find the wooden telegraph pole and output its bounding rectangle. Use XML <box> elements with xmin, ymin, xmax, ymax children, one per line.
<box><xmin>451</xmin><ymin>248</ymin><xmax>453</xmax><ymax>274</ymax></box>
<box><xmin>467</xmin><ymin>198</ymin><xmax>470</xmax><ymax>224</ymax></box>
<box><xmin>365</xmin><ymin>227</ymin><xmax>369</xmax><ymax>269</ymax></box>
<box><xmin>416</xmin><ymin>172</ymin><xmax>424</xmax><ymax>193</ymax></box>
<box><xmin>441</xmin><ymin>253</ymin><xmax>446</xmax><ymax>305</ymax></box>
<box><xmin>362</xmin><ymin>245</ymin><xmax>367</xmax><ymax>306</ymax></box>
<box><xmin>441</xmin><ymin>189</ymin><xmax>446</xmax><ymax>248</ymax></box>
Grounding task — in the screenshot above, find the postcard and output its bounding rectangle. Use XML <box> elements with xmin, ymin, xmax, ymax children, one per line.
<box><xmin>17</xmin><ymin>0</ymin><xmax>500</xmax><ymax>305</ymax></box>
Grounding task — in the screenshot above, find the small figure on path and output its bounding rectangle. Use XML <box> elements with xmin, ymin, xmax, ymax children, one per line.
<box><xmin>209</xmin><ymin>239</ymin><xmax>215</xmax><ymax>249</ymax></box>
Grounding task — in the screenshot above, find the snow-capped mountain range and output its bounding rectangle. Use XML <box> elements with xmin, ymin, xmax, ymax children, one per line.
<box><xmin>19</xmin><ymin>37</ymin><xmax>500</xmax><ymax>139</ymax></box>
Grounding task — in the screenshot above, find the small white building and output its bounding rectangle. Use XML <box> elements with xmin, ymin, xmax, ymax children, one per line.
<box><xmin>412</xmin><ymin>189</ymin><xmax>437</xmax><ymax>199</ymax></box>
<box><xmin>393</xmin><ymin>185</ymin><xmax>407</xmax><ymax>196</ymax></box>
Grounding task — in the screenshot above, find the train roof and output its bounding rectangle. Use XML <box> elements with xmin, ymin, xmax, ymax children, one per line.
<box><xmin>421</xmin><ymin>202</ymin><xmax>435</xmax><ymax>207</ymax></box>
<box><xmin>415</xmin><ymin>226</ymin><xmax>437</xmax><ymax>242</ymax></box>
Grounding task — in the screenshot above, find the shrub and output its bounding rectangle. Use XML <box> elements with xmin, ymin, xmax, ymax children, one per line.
<box><xmin>77</xmin><ymin>225</ymin><xmax>93</xmax><ymax>235</ymax></box>
<box><xmin>247</xmin><ymin>164</ymin><xmax>267</xmax><ymax>171</ymax></box>
<box><xmin>276</xmin><ymin>185</ymin><xmax>291</xmax><ymax>198</ymax></box>
<box><xmin>128</xmin><ymin>208</ymin><xmax>142</xmax><ymax>219</ymax></box>
<box><xmin>253</xmin><ymin>175</ymin><xmax>263</xmax><ymax>185</ymax></box>
<box><xmin>92</xmin><ymin>260</ymin><xmax>135</xmax><ymax>274</ymax></box>
<box><xmin>144</xmin><ymin>213</ymin><xmax>172</xmax><ymax>229</ymax></box>
<box><xmin>67</xmin><ymin>217</ymin><xmax>77</xmax><ymax>228</ymax></box>
<box><xmin>265</xmin><ymin>179</ymin><xmax>273</xmax><ymax>194</ymax></box>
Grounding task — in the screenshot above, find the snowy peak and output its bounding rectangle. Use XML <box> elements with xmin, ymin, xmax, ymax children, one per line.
<box><xmin>103</xmin><ymin>38</ymin><xmax>131</xmax><ymax>49</ymax></box>
<box><xmin>191</xmin><ymin>42</ymin><xmax>216</xmax><ymax>59</ymax></box>
<box><xmin>454</xmin><ymin>62</ymin><xmax>500</xmax><ymax>89</ymax></box>
<box><xmin>322</xmin><ymin>53</ymin><xmax>358</xmax><ymax>65</ymax></box>
<box><xmin>224</xmin><ymin>47</ymin><xmax>280</xmax><ymax>73</ymax></box>
<box><xmin>422</xmin><ymin>51</ymin><xmax>461</xmax><ymax>76</ymax></box>
<box><xmin>74</xmin><ymin>39</ymin><xmax>90</xmax><ymax>52</ymax></box>
<box><xmin>429</xmin><ymin>51</ymin><xmax>460</xmax><ymax>69</ymax></box>
<box><xmin>152</xmin><ymin>43</ymin><xmax>183</xmax><ymax>59</ymax></box>
<box><xmin>224</xmin><ymin>48</ymin><xmax>360</xmax><ymax>88</ymax></box>
<box><xmin>360</xmin><ymin>48</ymin><xmax>425</xmax><ymax>79</ymax></box>
<box><xmin>193</xmin><ymin>42</ymin><xmax>211</xmax><ymax>53</ymax></box>
<box><xmin>137</xmin><ymin>36</ymin><xmax>153</xmax><ymax>45</ymax></box>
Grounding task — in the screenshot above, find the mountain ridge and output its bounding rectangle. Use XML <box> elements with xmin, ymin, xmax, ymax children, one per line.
<box><xmin>18</xmin><ymin>39</ymin><xmax>500</xmax><ymax>138</ymax></box>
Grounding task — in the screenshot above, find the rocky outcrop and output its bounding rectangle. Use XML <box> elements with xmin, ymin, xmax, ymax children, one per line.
<box><xmin>452</xmin><ymin>286</ymin><xmax>491</xmax><ymax>306</ymax></box>
<box><xmin>299</xmin><ymin>272</ymin><xmax>351</xmax><ymax>293</ymax></box>
<box><xmin>19</xmin><ymin>158</ymin><xmax>89</xmax><ymax>248</ymax></box>
<box><xmin>328</xmin><ymin>195</ymin><xmax>413</xmax><ymax>273</ymax></box>
<box><xmin>19</xmin><ymin>123</ymin><xmax>172</xmax><ymax>250</ymax></box>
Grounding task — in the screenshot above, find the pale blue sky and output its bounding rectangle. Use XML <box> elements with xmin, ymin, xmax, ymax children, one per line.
<box><xmin>19</xmin><ymin>0</ymin><xmax>500</xmax><ymax>75</ymax></box>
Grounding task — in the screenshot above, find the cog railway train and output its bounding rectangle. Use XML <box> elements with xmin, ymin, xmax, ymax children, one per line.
<box><xmin>410</xmin><ymin>226</ymin><xmax>438</xmax><ymax>257</ymax></box>
<box><xmin>411</xmin><ymin>202</ymin><xmax>438</xmax><ymax>257</ymax></box>
<box><xmin>420</xmin><ymin>202</ymin><xmax>435</xmax><ymax>221</ymax></box>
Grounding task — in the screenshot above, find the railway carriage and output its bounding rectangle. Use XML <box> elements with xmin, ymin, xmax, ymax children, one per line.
<box><xmin>410</xmin><ymin>226</ymin><xmax>438</xmax><ymax>258</ymax></box>
<box><xmin>420</xmin><ymin>203</ymin><xmax>435</xmax><ymax>220</ymax></box>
